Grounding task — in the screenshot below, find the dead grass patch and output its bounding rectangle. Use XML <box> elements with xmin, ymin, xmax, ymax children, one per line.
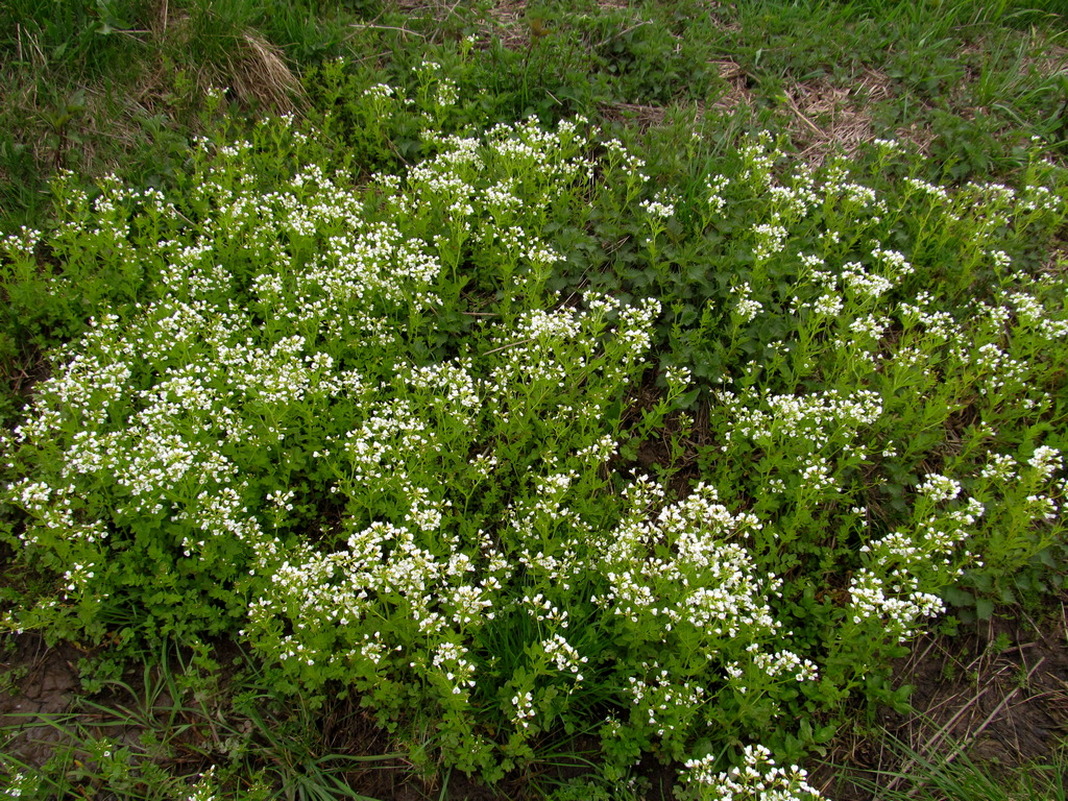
<box><xmin>705</xmin><ymin>65</ymin><xmax>902</xmax><ymax>163</ymax></box>
<box><xmin>483</xmin><ymin>0</ymin><xmax>530</xmax><ymax>51</ymax></box>
<box><xmin>709</xmin><ymin>58</ymin><xmax>752</xmax><ymax>114</ymax></box>
<box><xmin>786</xmin><ymin>69</ymin><xmax>894</xmax><ymax>165</ymax></box>
<box><xmin>1025</xmin><ymin>41</ymin><xmax>1067</xmax><ymax>79</ymax></box>
<box><xmin>230</xmin><ymin>32</ymin><xmax>304</xmax><ymax>115</ymax></box>
<box><xmin>136</xmin><ymin>2</ymin><xmax>305</xmax><ymax>115</ymax></box>
<box><xmin>599</xmin><ymin>101</ymin><xmax>671</xmax><ymax>131</ymax></box>
<box><xmin>894</xmin><ymin>120</ymin><xmax>938</xmax><ymax>159</ymax></box>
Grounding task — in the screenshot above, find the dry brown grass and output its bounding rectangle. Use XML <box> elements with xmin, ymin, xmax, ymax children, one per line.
<box><xmin>593</xmin><ymin>61</ymin><xmax>914</xmax><ymax>160</ymax></box>
<box><xmin>1</xmin><ymin>0</ymin><xmax>306</xmax><ymax>212</ymax></box>
<box><xmin>1023</xmin><ymin>40</ymin><xmax>1067</xmax><ymax>79</ymax></box>
<box><xmin>599</xmin><ymin>101</ymin><xmax>671</xmax><ymax>131</ymax></box>
<box><xmin>708</xmin><ymin>58</ymin><xmax>752</xmax><ymax>114</ymax></box>
<box><xmin>144</xmin><ymin>2</ymin><xmax>305</xmax><ymax>116</ymax></box>
<box><xmin>483</xmin><ymin>0</ymin><xmax>531</xmax><ymax>51</ymax></box>
<box><xmin>785</xmin><ymin>69</ymin><xmax>895</xmax><ymax>165</ymax></box>
<box><xmin>230</xmin><ymin>32</ymin><xmax>304</xmax><ymax>115</ymax></box>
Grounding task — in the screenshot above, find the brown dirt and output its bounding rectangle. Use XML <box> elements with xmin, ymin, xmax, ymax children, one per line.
<box><xmin>816</xmin><ymin>599</ymin><xmax>1068</xmax><ymax>799</ymax></box>
<box><xmin>0</xmin><ymin>633</ymin><xmax>82</xmax><ymax>768</ymax></box>
<box><xmin>0</xmin><ymin>633</ymin><xmax>674</xmax><ymax>799</ymax></box>
<box><xmin>10</xmin><ymin>605</ymin><xmax>1068</xmax><ymax>800</ymax></box>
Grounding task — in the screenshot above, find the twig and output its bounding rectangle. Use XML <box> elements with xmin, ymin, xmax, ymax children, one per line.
<box><xmin>482</xmin><ymin>338</ymin><xmax>533</xmax><ymax>355</ymax></box>
<box><xmin>595</xmin><ymin>20</ymin><xmax>653</xmax><ymax>49</ymax></box>
<box><xmin>440</xmin><ymin>0</ymin><xmax>464</xmax><ymax>21</ymax></box>
<box><xmin>900</xmin><ymin>635</ymin><xmax>939</xmax><ymax>678</ymax></box>
<box><xmin>784</xmin><ymin>91</ymin><xmax>824</xmax><ymax>137</ymax></box>
<box><xmin>348</xmin><ymin>23</ymin><xmax>427</xmax><ymax>39</ymax></box>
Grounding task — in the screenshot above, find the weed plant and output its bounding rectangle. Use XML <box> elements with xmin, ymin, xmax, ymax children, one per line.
<box><xmin>0</xmin><ymin>50</ymin><xmax>1065</xmax><ymax>796</ymax></box>
<box><xmin>846</xmin><ymin>730</ymin><xmax>1068</xmax><ymax>801</ymax></box>
<box><xmin>2</xmin><ymin>1</ymin><xmax>1068</xmax><ymax>798</ymax></box>
<box><xmin>0</xmin><ymin>641</ymin><xmax>396</xmax><ymax>799</ymax></box>
<box><xmin>5</xmin><ymin>0</ymin><xmax>1063</xmax><ymax>233</ymax></box>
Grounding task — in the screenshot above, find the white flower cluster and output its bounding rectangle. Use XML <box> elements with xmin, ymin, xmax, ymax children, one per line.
<box><xmin>626</xmin><ymin>667</ymin><xmax>706</xmax><ymax>738</ymax></box>
<box><xmin>719</xmin><ymin>387</ymin><xmax>882</xmax><ymax>451</ymax></box>
<box><xmin>1</xmin><ymin>771</ymin><xmax>39</xmax><ymax>799</ymax></box>
<box><xmin>240</xmin><ymin>287</ymin><xmax>665</xmax><ymax>707</ymax></box>
<box><xmin>750</xmin><ymin>648</ymin><xmax>819</xmax><ymax>683</ymax></box>
<box><xmin>751</xmin><ymin>223</ymin><xmax>789</xmax><ymax>261</ymax></box>
<box><xmin>706</xmin><ymin>174</ymin><xmax>731</xmax><ymax>214</ymax></box>
<box><xmin>640</xmin><ymin>196</ymin><xmax>676</xmax><ymax>219</ymax></box>
<box><xmin>732</xmin><ymin>282</ymin><xmax>763</xmax><ymax>323</ymax></box>
<box><xmin>841</xmin><ymin>261</ymin><xmax>894</xmax><ymax>299</ymax></box>
<box><xmin>605</xmin><ymin>137</ymin><xmax>648</xmax><ymax>182</ymax></box>
<box><xmin>852</xmin><ymin>498</ymin><xmax>984</xmax><ymax>641</ymax></box>
<box><xmin>2</xmin><ymin>115</ymin><xmax>603</xmax><ymax>631</ymax></box>
<box><xmin>873</xmin><ymin>137</ymin><xmax>905</xmax><ymax>155</ymax></box>
<box><xmin>184</xmin><ymin>767</ymin><xmax>218</xmax><ymax>801</ymax></box>
<box><xmin>739</xmin><ymin>132</ymin><xmax>776</xmax><ymax>189</ymax></box>
<box><xmin>917</xmin><ymin>473</ymin><xmax>962</xmax><ymax>503</ymax></box>
<box><xmin>363</xmin><ymin>83</ymin><xmax>395</xmax><ymax>100</ymax></box>
<box><xmin>542</xmin><ymin>633</ymin><xmax>588</xmax><ymax>679</ymax></box>
<box><xmin>904</xmin><ymin>177</ymin><xmax>951</xmax><ymax>202</ymax></box>
<box><xmin>680</xmin><ymin>744</ymin><xmax>822</xmax><ymax>801</ymax></box>
<box><xmin>848</xmin><ymin>567</ymin><xmax>945</xmax><ymax>641</ymax></box>
<box><xmin>0</xmin><ymin>226</ymin><xmax>42</xmax><ymax>257</ymax></box>
<box><xmin>11</xmin><ymin>108</ymin><xmax>1066</xmax><ymax>789</ymax></box>
<box><xmin>979</xmin><ymin>453</ymin><xmax>1017</xmax><ymax>481</ymax></box>
<box><xmin>599</xmin><ymin>484</ymin><xmax>774</xmax><ymax>636</ymax></box>
<box><xmin>1029</xmin><ymin>446</ymin><xmax>1063</xmax><ymax>480</ymax></box>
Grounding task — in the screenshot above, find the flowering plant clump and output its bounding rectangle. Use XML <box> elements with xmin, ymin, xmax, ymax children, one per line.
<box><xmin>1</xmin><ymin>110</ymin><xmax>802</xmax><ymax>783</ymax></box>
<box><xmin>678</xmin><ymin>745</ymin><xmax>821</xmax><ymax>801</ymax></box>
<box><xmin>1</xmin><ymin>70</ymin><xmax>1066</xmax><ymax>793</ymax></box>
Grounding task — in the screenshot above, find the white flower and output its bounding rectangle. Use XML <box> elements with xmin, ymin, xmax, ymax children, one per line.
<box><xmin>917</xmin><ymin>474</ymin><xmax>961</xmax><ymax>503</ymax></box>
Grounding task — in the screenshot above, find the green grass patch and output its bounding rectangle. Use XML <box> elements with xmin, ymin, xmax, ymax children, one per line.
<box><xmin>1</xmin><ymin>1</ymin><xmax>1067</xmax><ymax>798</ymax></box>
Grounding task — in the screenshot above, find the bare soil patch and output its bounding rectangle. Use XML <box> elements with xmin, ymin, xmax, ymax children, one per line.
<box><xmin>0</xmin><ymin>634</ymin><xmax>82</xmax><ymax>768</ymax></box>
<box><xmin>819</xmin><ymin>599</ymin><xmax>1068</xmax><ymax>799</ymax></box>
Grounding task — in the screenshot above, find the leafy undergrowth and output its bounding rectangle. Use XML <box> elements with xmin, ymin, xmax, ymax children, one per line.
<box><xmin>1</xmin><ymin>2</ymin><xmax>1067</xmax><ymax>799</ymax></box>
<box><xmin>1</xmin><ymin>66</ymin><xmax>1067</xmax><ymax>797</ymax></box>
